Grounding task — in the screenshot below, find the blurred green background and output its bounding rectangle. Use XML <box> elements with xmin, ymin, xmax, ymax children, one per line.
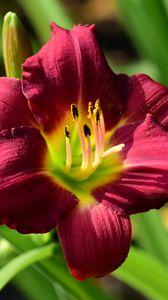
<box><xmin>0</xmin><ymin>1</ymin><xmax>168</xmax><ymax>300</ymax></box>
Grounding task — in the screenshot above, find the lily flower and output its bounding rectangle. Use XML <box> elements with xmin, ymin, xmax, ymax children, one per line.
<box><xmin>1</xmin><ymin>23</ymin><xmax>168</xmax><ymax>281</ymax></box>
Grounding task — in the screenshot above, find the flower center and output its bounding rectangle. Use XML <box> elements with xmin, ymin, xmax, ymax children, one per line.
<box><xmin>45</xmin><ymin>100</ymin><xmax>124</xmax><ymax>206</ymax></box>
<box><xmin>64</xmin><ymin>101</ymin><xmax>124</xmax><ymax>181</ymax></box>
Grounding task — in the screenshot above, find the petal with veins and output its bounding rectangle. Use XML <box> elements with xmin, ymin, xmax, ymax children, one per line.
<box><xmin>118</xmin><ymin>73</ymin><xmax>168</xmax><ymax>129</ymax></box>
<box><xmin>93</xmin><ymin>115</ymin><xmax>168</xmax><ymax>214</ymax></box>
<box><xmin>0</xmin><ymin>126</ymin><xmax>78</xmax><ymax>233</ymax></box>
<box><xmin>57</xmin><ymin>203</ymin><xmax>131</xmax><ymax>281</ymax></box>
<box><xmin>0</xmin><ymin>77</ymin><xmax>35</xmax><ymax>131</ymax></box>
<box><xmin>22</xmin><ymin>23</ymin><xmax>122</xmax><ymax>133</ymax></box>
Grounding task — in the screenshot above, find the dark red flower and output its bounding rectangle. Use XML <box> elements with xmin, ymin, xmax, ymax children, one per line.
<box><xmin>1</xmin><ymin>23</ymin><xmax>168</xmax><ymax>280</ymax></box>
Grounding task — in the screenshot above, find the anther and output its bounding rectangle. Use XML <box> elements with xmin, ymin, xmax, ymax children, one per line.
<box><xmin>65</xmin><ymin>126</ymin><xmax>70</xmax><ymax>138</ymax></box>
<box><xmin>71</xmin><ymin>104</ymin><xmax>79</xmax><ymax>119</ymax></box>
<box><xmin>95</xmin><ymin>109</ymin><xmax>100</xmax><ymax>123</ymax></box>
<box><xmin>84</xmin><ymin>124</ymin><xmax>91</xmax><ymax>137</ymax></box>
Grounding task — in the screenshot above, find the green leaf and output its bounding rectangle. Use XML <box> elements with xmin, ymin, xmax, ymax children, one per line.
<box><xmin>113</xmin><ymin>246</ymin><xmax>168</xmax><ymax>300</ymax></box>
<box><xmin>108</xmin><ymin>58</ymin><xmax>161</xmax><ymax>82</ymax></box>
<box><xmin>0</xmin><ymin>243</ymin><xmax>57</xmax><ymax>290</ymax></box>
<box><xmin>0</xmin><ymin>233</ymin><xmax>63</xmax><ymax>300</ymax></box>
<box><xmin>12</xmin><ymin>267</ymin><xmax>60</xmax><ymax>300</ymax></box>
<box><xmin>117</xmin><ymin>0</ymin><xmax>168</xmax><ymax>84</ymax></box>
<box><xmin>132</xmin><ymin>211</ymin><xmax>168</xmax><ymax>264</ymax></box>
<box><xmin>0</xmin><ymin>227</ymin><xmax>114</xmax><ymax>300</ymax></box>
<box><xmin>17</xmin><ymin>0</ymin><xmax>73</xmax><ymax>42</ymax></box>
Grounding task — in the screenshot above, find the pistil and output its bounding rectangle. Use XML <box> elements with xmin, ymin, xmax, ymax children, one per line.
<box><xmin>103</xmin><ymin>143</ymin><xmax>125</xmax><ymax>158</ymax></box>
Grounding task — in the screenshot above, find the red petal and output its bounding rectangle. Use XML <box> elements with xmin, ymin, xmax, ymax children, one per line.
<box><xmin>22</xmin><ymin>23</ymin><xmax>122</xmax><ymax>133</ymax></box>
<box><xmin>118</xmin><ymin>73</ymin><xmax>168</xmax><ymax>129</ymax></box>
<box><xmin>57</xmin><ymin>203</ymin><xmax>131</xmax><ymax>281</ymax></box>
<box><xmin>0</xmin><ymin>77</ymin><xmax>35</xmax><ymax>131</ymax></box>
<box><xmin>93</xmin><ymin>115</ymin><xmax>168</xmax><ymax>215</ymax></box>
<box><xmin>0</xmin><ymin>126</ymin><xmax>78</xmax><ymax>233</ymax></box>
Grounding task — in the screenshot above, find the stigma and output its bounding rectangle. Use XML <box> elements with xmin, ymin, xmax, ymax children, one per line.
<box><xmin>64</xmin><ymin>101</ymin><xmax>124</xmax><ymax>179</ymax></box>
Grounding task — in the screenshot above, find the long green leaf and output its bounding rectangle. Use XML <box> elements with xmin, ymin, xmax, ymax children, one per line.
<box><xmin>0</xmin><ymin>234</ymin><xmax>64</xmax><ymax>300</ymax></box>
<box><xmin>17</xmin><ymin>0</ymin><xmax>73</xmax><ymax>42</ymax></box>
<box><xmin>0</xmin><ymin>243</ymin><xmax>56</xmax><ymax>290</ymax></box>
<box><xmin>0</xmin><ymin>227</ymin><xmax>114</xmax><ymax>300</ymax></box>
<box><xmin>117</xmin><ymin>0</ymin><xmax>168</xmax><ymax>84</ymax></box>
<box><xmin>12</xmin><ymin>266</ymin><xmax>60</xmax><ymax>300</ymax></box>
<box><xmin>0</xmin><ymin>240</ymin><xmax>60</xmax><ymax>300</ymax></box>
<box><xmin>114</xmin><ymin>246</ymin><xmax>168</xmax><ymax>300</ymax></box>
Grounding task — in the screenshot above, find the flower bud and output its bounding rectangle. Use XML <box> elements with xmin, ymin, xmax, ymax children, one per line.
<box><xmin>30</xmin><ymin>232</ymin><xmax>52</xmax><ymax>246</ymax></box>
<box><xmin>0</xmin><ymin>238</ymin><xmax>14</xmax><ymax>262</ymax></box>
<box><xmin>2</xmin><ymin>11</ymin><xmax>32</xmax><ymax>78</ymax></box>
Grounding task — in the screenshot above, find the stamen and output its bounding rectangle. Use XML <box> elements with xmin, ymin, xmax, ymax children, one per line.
<box><xmin>95</xmin><ymin>99</ymin><xmax>105</xmax><ymax>152</ymax></box>
<box><xmin>63</xmin><ymin>101</ymin><xmax>124</xmax><ymax>180</ymax></box>
<box><xmin>88</xmin><ymin>102</ymin><xmax>101</xmax><ymax>164</ymax></box>
<box><xmin>93</xmin><ymin>108</ymin><xmax>101</xmax><ymax>162</ymax></box>
<box><xmin>65</xmin><ymin>126</ymin><xmax>72</xmax><ymax>171</ymax></box>
<box><xmin>100</xmin><ymin>111</ymin><xmax>105</xmax><ymax>139</ymax></box>
<box><xmin>84</xmin><ymin>124</ymin><xmax>93</xmax><ymax>169</ymax></box>
<box><xmin>71</xmin><ymin>104</ymin><xmax>87</xmax><ymax>170</ymax></box>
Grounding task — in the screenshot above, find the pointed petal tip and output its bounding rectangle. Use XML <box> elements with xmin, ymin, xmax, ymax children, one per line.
<box><xmin>50</xmin><ymin>22</ymin><xmax>67</xmax><ymax>33</ymax></box>
<box><xmin>22</xmin><ymin>18</ymin><xmax>120</xmax><ymax>133</ymax></box>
